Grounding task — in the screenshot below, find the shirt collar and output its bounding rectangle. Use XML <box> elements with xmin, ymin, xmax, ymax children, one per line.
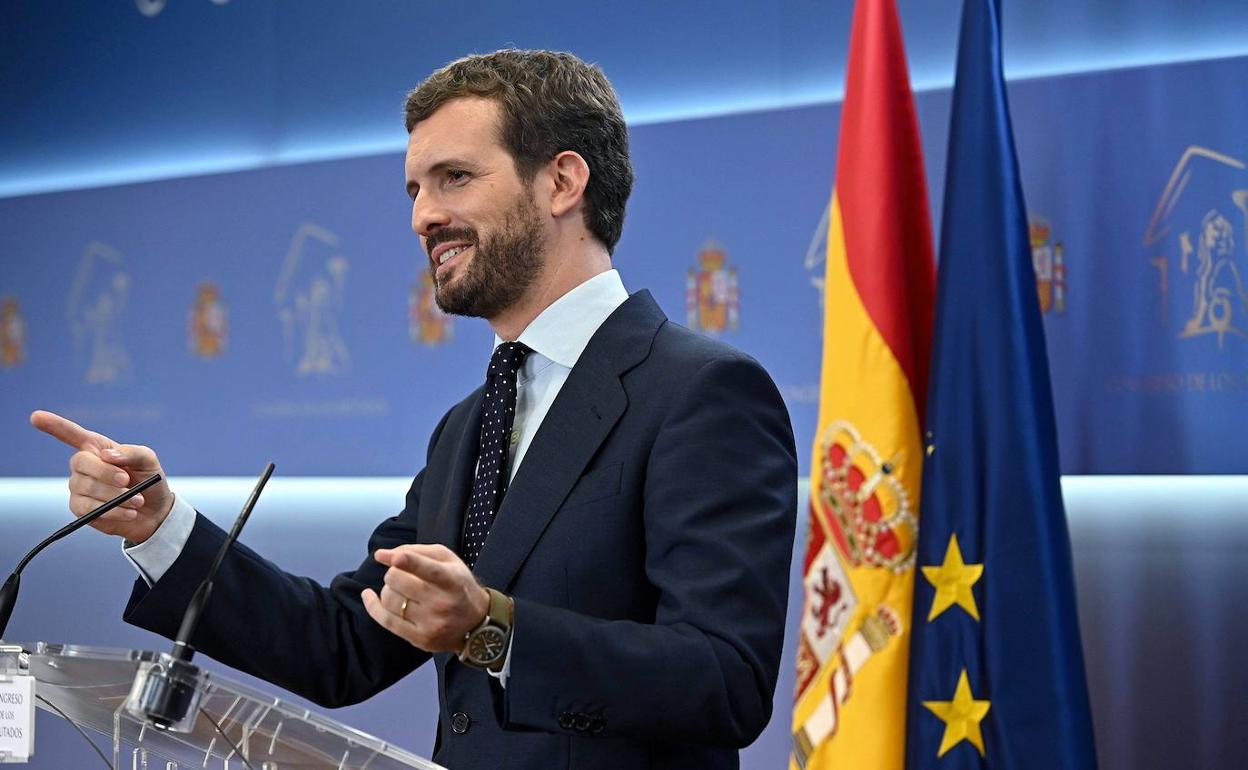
<box><xmin>493</xmin><ymin>269</ymin><xmax>628</xmax><ymax>369</ymax></box>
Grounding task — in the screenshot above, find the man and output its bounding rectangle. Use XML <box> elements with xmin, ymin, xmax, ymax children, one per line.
<box><xmin>33</xmin><ymin>49</ymin><xmax>797</xmax><ymax>769</ymax></box>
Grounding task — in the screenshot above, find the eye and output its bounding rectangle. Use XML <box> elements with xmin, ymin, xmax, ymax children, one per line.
<box><xmin>446</xmin><ymin>169</ymin><xmax>470</xmax><ymax>184</ymax></box>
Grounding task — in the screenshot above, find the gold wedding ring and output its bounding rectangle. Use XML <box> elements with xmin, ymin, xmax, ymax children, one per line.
<box><xmin>399</xmin><ymin>597</ymin><xmax>410</xmax><ymax>620</ymax></box>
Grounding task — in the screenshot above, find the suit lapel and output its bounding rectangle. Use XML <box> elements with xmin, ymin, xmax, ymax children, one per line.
<box><xmin>424</xmin><ymin>388</ymin><xmax>484</xmax><ymax>553</ymax></box>
<box><xmin>472</xmin><ymin>291</ymin><xmax>666</xmax><ymax>590</ymax></box>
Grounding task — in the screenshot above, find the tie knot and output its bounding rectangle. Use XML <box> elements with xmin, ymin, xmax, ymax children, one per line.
<box><xmin>488</xmin><ymin>341</ymin><xmax>531</xmax><ymax>378</ymax></box>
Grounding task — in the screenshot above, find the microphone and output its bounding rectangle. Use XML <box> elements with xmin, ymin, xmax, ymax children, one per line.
<box><xmin>0</xmin><ymin>473</ymin><xmax>163</xmax><ymax>639</ymax></box>
<box><xmin>171</xmin><ymin>461</ymin><xmax>274</xmax><ymax>663</ymax></box>
<box><xmin>128</xmin><ymin>462</ymin><xmax>274</xmax><ymax>730</ymax></box>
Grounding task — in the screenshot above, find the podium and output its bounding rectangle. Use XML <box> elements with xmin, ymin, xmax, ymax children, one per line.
<box><xmin>0</xmin><ymin>642</ymin><xmax>443</xmax><ymax>769</ymax></box>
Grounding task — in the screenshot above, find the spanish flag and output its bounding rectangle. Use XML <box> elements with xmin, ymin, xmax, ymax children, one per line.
<box><xmin>791</xmin><ymin>1</ymin><xmax>935</xmax><ymax>767</ymax></box>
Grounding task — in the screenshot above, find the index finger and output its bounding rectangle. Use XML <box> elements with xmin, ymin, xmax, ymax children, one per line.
<box><xmin>30</xmin><ymin>410</ymin><xmax>115</xmax><ymax>453</ymax></box>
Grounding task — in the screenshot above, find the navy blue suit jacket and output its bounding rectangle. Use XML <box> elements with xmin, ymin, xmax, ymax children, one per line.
<box><xmin>125</xmin><ymin>290</ymin><xmax>798</xmax><ymax>769</ymax></box>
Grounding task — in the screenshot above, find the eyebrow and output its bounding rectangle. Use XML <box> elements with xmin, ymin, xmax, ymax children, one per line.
<box><xmin>405</xmin><ymin>158</ymin><xmax>479</xmax><ymax>198</ymax></box>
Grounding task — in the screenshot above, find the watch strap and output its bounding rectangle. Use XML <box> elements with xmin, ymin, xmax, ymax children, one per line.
<box><xmin>459</xmin><ymin>587</ymin><xmax>514</xmax><ymax>671</ymax></box>
<box><xmin>486</xmin><ymin>586</ymin><xmax>512</xmax><ymax>630</ymax></box>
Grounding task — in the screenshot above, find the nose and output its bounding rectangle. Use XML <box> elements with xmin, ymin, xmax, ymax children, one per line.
<box><xmin>411</xmin><ymin>191</ymin><xmax>450</xmax><ymax>240</ymax></box>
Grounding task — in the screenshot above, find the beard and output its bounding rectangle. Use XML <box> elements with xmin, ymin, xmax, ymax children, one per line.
<box><xmin>428</xmin><ymin>190</ymin><xmax>545</xmax><ymax>319</ymax></box>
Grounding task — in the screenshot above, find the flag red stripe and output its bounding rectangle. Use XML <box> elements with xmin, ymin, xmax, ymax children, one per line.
<box><xmin>835</xmin><ymin>0</ymin><xmax>936</xmax><ymax>421</ymax></box>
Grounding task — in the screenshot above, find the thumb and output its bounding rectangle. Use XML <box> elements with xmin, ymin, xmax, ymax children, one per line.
<box><xmin>100</xmin><ymin>444</ymin><xmax>161</xmax><ymax>473</ymax></box>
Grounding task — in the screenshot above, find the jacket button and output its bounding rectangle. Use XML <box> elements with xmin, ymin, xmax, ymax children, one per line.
<box><xmin>589</xmin><ymin>716</ymin><xmax>605</xmax><ymax>734</ymax></box>
<box><xmin>451</xmin><ymin>711</ymin><xmax>470</xmax><ymax>734</ymax></box>
<box><xmin>558</xmin><ymin>711</ymin><xmax>575</xmax><ymax>730</ymax></box>
<box><xmin>573</xmin><ymin>713</ymin><xmax>590</xmax><ymax>731</ymax></box>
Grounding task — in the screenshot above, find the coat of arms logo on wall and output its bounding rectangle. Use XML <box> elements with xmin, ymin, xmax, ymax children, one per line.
<box><xmin>0</xmin><ymin>296</ymin><xmax>25</xmax><ymax>369</ymax></box>
<box><xmin>188</xmin><ymin>281</ymin><xmax>228</xmax><ymax>358</ymax></box>
<box><xmin>274</xmin><ymin>223</ymin><xmax>352</xmax><ymax>376</ymax></box>
<box><xmin>1030</xmin><ymin>216</ymin><xmax>1066</xmax><ymax>314</ymax></box>
<box><xmin>685</xmin><ymin>241</ymin><xmax>739</xmax><ymax>334</ymax></box>
<box><xmin>1145</xmin><ymin>146</ymin><xmax>1248</xmax><ymax>349</ymax></box>
<box><xmin>68</xmin><ymin>241</ymin><xmax>133</xmax><ymax>385</ymax></box>
<box><xmin>409</xmin><ymin>270</ymin><xmax>453</xmax><ymax>347</ymax></box>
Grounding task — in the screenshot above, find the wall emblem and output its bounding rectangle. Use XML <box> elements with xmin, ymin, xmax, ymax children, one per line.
<box><xmin>1029</xmin><ymin>216</ymin><xmax>1066</xmax><ymax>314</ymax></box>
<box><xmin>685</xmin><ymin>241</ymin><xmax>739</xmax><ymax>334</ymax></box>
<box><xmin>1145</xmin><ymin>146</ymin><xmax>1248</xmax><ymax>349</ymax></box>
<box><xmin>188</xmin><ymin>281</ymin><xmax>228</xmax><ymax>358</ymax></box>
<box><xmin>409</xmin><ymin>270</ymin><xmax>453</xmax><ymax>347</ymax></box>
<box><xmin>274</xmin><ymin>223</ymin><xmax>352</xmax><ymax>377</ymax></box>
<box><xmin>67</xmin><ymin>241</ymin><xmax>133</xmax><ymax>384</ymax></box>
<box><xmin>0</xmin><ymin>296</ymin><xmax>26</xmax><ymax>369</ymax></box>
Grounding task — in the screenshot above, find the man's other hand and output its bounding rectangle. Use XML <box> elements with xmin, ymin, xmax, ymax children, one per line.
<box><xmin>361</xmin><ymin>544</ymin><xmax>490</xmax><ymax>653</ymax></box>
<box><xmin>30</xmin><ymin>410</ymin><xmax>174</xmax><ymax>544</ymax></box>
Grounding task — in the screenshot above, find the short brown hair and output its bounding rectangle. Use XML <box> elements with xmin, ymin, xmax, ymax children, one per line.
<box><xmin>404</xmin><ymin>49</ymin><xmax>633</xmax><ymax>254</ymax></box>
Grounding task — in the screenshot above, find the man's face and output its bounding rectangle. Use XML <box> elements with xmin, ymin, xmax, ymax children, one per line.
<box><xmin>405</xmin><ymin>97</ymin><xmax>546</xmax><ymax>318</ymax></box>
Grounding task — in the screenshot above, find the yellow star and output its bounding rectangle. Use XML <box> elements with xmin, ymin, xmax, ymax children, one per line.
<box><xmin>923</xmin><ymin>668</ymin><xmax>992</xmax><ymax>757</ymax></box>
<box><xmin>921</xmin><ymin>533</ymin><xmax>983</xmax><ymax>621</ymax></box>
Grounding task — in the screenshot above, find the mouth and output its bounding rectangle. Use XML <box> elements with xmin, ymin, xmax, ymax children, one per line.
<box><xmin>430</xmin><ymin>242</ymin><xmax>473</xmax><ymax>276</ymax></box>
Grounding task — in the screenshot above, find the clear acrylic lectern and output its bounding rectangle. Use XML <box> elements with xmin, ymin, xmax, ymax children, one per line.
<box><xmin>0</xmin><ymin>642</ymin><xmax>443</xmax><ymax>769</ymax></box>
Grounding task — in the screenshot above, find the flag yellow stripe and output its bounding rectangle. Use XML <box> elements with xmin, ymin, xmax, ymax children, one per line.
<box><xmin>817</xmin><ymin>195</ymin><xmax>924</xmax><ymax>498</ymax></box>
<box><xmin>793</xmin><ymin>194</ymin><xmax>922</xmax><ymax>769</ymax></box>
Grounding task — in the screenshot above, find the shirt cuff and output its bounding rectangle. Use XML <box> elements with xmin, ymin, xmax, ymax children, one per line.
<box><xmin>485</xmin><ymin>631</ymin><xmax>514</xmax><ymax>687</ymax></box>
<box><xmin>122</xmin><ymin>495</ymin><xmax>196</xmax><ymax>586</ymax></box>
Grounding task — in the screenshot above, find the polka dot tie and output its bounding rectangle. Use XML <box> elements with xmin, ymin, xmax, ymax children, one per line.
<box><xmin>461</xmin><ymin>341</ymin><xmax>532</xmax><ymax>569</ymax></box>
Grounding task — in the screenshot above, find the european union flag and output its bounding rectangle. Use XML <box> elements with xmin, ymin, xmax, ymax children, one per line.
<box><xmin>903</xmin><ymin>0</ymin><xmax>1098</xmax><ymax>768</ymax></box>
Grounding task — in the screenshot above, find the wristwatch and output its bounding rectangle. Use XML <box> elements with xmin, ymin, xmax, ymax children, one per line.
<box><xmin>458</xmin><ymin>587</ymin><xmax>514</xmax><ymax>672</ymax></box>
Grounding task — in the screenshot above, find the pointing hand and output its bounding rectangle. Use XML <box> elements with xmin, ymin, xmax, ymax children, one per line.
<box><xmin>30</xmin><ymin>410</ymin><xmax>174</xmax><ymax>544</ymax></box>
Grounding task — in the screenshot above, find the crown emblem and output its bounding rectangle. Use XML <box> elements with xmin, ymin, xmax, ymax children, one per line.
<box><xmin>814</xmin><ymin>420</ymin><xmax>916</xmax><ymax>573</ymax></box>
<box><xmin>697</xmin><ymin>245</ymin><xmax>727</xmax><ymax>270</ymax></box>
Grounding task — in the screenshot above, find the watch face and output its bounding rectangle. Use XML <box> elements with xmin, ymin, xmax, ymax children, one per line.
<box><xmin>468</xmin><ymin>628</ymin><xmax>506</xmax><ymax>664</ymax></box>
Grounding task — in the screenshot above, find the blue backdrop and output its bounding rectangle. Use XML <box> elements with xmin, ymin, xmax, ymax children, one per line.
<box><xmin>3</xmin><ymin>13</ymin><xmax>1248</xmax><ymax>769</ymax></box>
<box><xmin>9</xmin><ymin>0</ymin><xmax>1248</xmax><ymax>199</ymax></box>
<box><xmin>3</xmin><ymin>55</ymin><xmax>1247</xmax><ymax>475</ymax></box>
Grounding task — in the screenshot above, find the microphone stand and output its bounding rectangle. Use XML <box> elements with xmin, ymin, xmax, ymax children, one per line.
<box><xmin>0</xmin><ymin>473</ymin><xmax>163</xmax><ymax>638</ymax></box>
<box><xmin>128</xmin><ymin>463</ymin><xmax>274</xmax><ymax>732</ymax></box>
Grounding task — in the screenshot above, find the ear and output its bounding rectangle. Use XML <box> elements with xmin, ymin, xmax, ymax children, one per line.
<box><xmin>546</xmin><ymin>151</ymin><xmax>591</xmax><ymax>219</ymax></box>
